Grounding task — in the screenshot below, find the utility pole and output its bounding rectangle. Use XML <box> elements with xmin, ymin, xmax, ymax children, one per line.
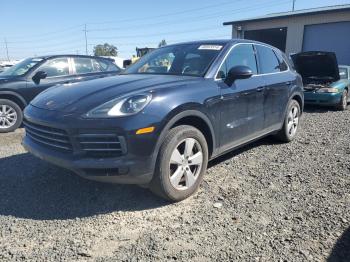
<box><xmin>4</xmin><ymin>38</ymin><xmax>10</xmax><ymax>61</ymax></box>
<box><xmin>292</xmin><ymin>0</ymin><xmax>296</xmax><ymax>12</ymax></box>
<box><xmin>83</xmin><ymin>24</ymin><xmax>88</xmax><ymax>55</ymax></box>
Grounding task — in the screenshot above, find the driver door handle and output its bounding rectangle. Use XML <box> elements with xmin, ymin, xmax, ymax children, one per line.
<box><xmin>256</xmin><ymin>86</ymin><xmax>265</xmax><ymax>92</ymax></box>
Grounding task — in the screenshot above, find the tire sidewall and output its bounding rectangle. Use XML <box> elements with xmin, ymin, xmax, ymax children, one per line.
<box><xmin>341</xmin><ymin>90</ymin><xmax>348</xmax><ymax>110</ymax></box>
<box><xmin>283</xmin><ymin>99</ymin><xmax>301</xmax><ymax>142</ymax></box>
<box><xmin>0</xmin><ymin>99</ymin><xmax>23</xmax><ymax>133</ymax></box>
<box><xmin>157</xmin><ymin>126</ymin><xmax>208</xmax><ymax>201</ymax></box>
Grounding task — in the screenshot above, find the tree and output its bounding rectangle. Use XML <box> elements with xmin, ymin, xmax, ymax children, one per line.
<box><xmin>93</xmin><ymin>43</ymin><xmax>118</xmax><ymax>56</ymax></box>
<box><xmin>158</xmin><ymin>39</ymin><xmax>167</xmax><ymax>48</ymax></box>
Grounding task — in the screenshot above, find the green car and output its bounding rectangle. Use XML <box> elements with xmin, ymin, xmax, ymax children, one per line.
<box><xmin>292</xmin><ymin>51</ymin><xmax>349</xmax><ymax>110</ymax></box>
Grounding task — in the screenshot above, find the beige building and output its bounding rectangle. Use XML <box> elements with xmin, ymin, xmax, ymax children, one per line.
<box><xmin>223</xmin><ymin>4</ymin><xmax>350</xmax><ymax>65</ymax></box>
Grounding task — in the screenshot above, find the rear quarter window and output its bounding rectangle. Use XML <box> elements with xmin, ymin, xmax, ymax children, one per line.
<box><xmin>93</xmin><ymin>59</ymin><xmax>120</xmax><ymax>72</ymax></box>
<box><xmin>256</xmin><ymin>45</ymin><xmax>281</xmax><ymax>74</ymax></box>
<box><xmin>274</xmin><ymin>50</ymin><xmax>289</xmax><ymax>71</ymax></box>
<box><xmin>74</xmin><ymin>57</ymin><xmax>94</xmax><ymax>74</ymax></box>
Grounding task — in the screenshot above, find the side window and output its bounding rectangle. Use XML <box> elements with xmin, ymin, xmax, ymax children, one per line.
<box><xmin>38</xmin><ymin>58</ymin><xmax>69</xmax><ymax>77</ymax></box>
<box><xmin>217</xmin><ymin>44</ymin><xmax>257</xmax><ymax>79</ymax></box>
<box><xmin>74</xmin><ymin>57</ymin><xmax>94</xmax><ymax>74</ymax></box>
<box><xmin>256</xmin><ymin>45</ymin><xmax>281</xmax><ymax>74</ymax></box>
<box><xmin>274</xmin><ymin>50</ymin><xmax>288</xmax><ymax>71</ymax></box>
<box><xmin>92</xmin><ymin>59</ymin><xmax>119</xmax><ymax>72</ymax></box>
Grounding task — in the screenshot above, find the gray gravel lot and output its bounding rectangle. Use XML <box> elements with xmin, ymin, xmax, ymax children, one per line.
<box><xmin>0</xmin><ymin>106</ymin><xmax>349</xmax><ymax>261</ymax></box>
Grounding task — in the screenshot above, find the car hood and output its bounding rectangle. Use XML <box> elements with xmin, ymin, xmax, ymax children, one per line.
<box><xmin>30</xmin><ymin>74</ymin><xmax>203</xmax><ymax>113</ymax></box>
<box><xmin>291</xmin><ymin>51</ymin><xmax>340</xmax><ymax>83</ymax></box>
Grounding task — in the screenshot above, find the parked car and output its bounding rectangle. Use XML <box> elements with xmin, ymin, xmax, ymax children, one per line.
<box><xmin>22</xmin><ymin>40</ymin><xmax>303</xmax><ymax>201</ymax></box>
<box><xmin>0</xmin><ymin>64</ymin><xmax>13</xmax><ymax>73</ymax></box>
<box><xmin>0</xmin><ymin>55</ymin><xmax>121</xmax><ymax>132</ymax></box>
<box><xmin>291</xmin><ymin>51</ymin><xmax>349</xmax><ymax>110</ymax></box>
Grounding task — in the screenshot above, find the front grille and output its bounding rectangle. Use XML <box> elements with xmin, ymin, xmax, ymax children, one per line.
<box><xmin>77</xmin><ymin>133</ymin><xmax>124</xmax><ymax>158</ymax></box>
<box><xmin>24</xmin><ymin>120</ymin><xmax>72</xmax><ymax>151</ymax></box>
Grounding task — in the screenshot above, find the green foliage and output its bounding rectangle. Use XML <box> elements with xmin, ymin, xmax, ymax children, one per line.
<box><xmin>93</xmin><ymin>43</ymin><xmax>118</xmax><ymax>56</ymax></box>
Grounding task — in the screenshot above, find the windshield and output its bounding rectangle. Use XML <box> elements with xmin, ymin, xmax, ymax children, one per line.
<box><xmin>124</xmin><ymin>43</ymin><xmax>225</xmax><ymax>77</ymax></box>
<box><xmin>339</xmin><ymin>67</ymin><xmax>348</xmax><ymax>80</ymax></box>
<box><xmin>0</xmin><ymin>58</ymin><xmax>43</xmax><ymax>76</ymax></box>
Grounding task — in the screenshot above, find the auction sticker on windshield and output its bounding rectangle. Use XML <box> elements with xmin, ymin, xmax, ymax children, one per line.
<box><xmin>198</xmin><ymin>45</ymin><xmax>223</xmax><ymax>50</ymax></box>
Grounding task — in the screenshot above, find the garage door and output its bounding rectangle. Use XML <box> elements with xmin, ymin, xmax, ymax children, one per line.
<box><xmin>303</xmin><ymin>21</ymin><xmax>350</xmax><ymax>65</ymax></box>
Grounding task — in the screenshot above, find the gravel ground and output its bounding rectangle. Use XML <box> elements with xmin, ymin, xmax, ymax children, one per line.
<box><xmin>0</xmin><ymin>106</ymin><xmax>349</xmax><ymax>262</ymax></box>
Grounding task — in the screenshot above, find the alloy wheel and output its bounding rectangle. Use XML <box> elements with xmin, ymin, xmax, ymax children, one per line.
<box><xmin>169</xmin><ymin>138</ymin><xmax>203</xmax><ymax>190</ymax></box>
<box><xmin>287</xmin><ymin>105</ymin><xmax>299</xmax><ymax>138</ymax></box>
<box><xmin>0</xmin><ymin>105</ymin><xmax>17</xmax><ymax>129</ymax></box>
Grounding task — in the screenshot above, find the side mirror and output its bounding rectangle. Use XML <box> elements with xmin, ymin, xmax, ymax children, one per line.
<box><xmin>225</xmin><ymin>65</ymin><xmax>253</xmax><ymax>86</ymax></box>
<box><xmin>32</xmin><ymin>71</ymin><xmax>47</xmax><ymax>84</ymax></box>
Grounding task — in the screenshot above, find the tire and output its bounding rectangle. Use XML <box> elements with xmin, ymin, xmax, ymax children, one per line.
<box><xmin>275</xmin><ymin>99</ymin><xmax>301</xmax><ymax>143</ymax></box>
<box><xmin>335</xmin><ymin>89</ymin><xmax>348</xmax><ymax>111</ymax></box>
<box><xmin>0</xmin><ymin>99</ymin><xmax>23</xmax><ymax>133</ymax></box>
<box><xmin>150</xmin><ymin>125</ymin><xmax>209</xmax><ymax>202</ymax></box>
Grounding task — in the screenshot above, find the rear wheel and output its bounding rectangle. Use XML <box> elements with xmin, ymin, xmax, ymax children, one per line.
<box><xmin>336</xmin><ymin>89</ymin><xmax>348</xmax><ymax>111</ymax></box>
<box><xmin>275</xmin><ymin>99</ymin><xmax>300</xmax><ymax>143</ymax></box>
<box><xmin>0</xmin><ymin>99</ymin><xmax>23</xmax><ymax>133</ymax></box>
<box><xmin>150</xmin><ymin>125</ymin><xmax>208</xmax><ymax>201</ymax></box>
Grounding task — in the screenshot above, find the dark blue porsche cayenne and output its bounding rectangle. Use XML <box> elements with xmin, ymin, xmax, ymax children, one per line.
<box><xmin>23</xmin><ymin>39</ymin><xmax>304</xmax><ymax>201</ymax></box>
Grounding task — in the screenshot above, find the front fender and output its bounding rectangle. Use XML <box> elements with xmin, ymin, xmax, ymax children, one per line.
<box><xmin>150</xmin><ymin>106</ymin><xmax>216</xmax><ymax>169</ymax></box>
<box><xmin>0</xmin><ymin>90</ymin><xmax>28</xmax><ymax>108</ymax></box>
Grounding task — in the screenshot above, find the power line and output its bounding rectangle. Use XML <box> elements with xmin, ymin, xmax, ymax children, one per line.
<box><xmin>88</xmin><ymin>0</ymin><xmax>287</xmax><ymax>33</ymax></box>
<box><xmin>0</xmin><ymin>0</ymin><xmax>238</xmax><ymax>41</ymax></box>
<box><xmin>89</xmin><ymin>25</ymin><xmax>222</xmax><ymax>40</ymax></box>
<box><xmin>6</xmin><ymin>31</ymin><xmax>83</xmax><ymax>44</ymax></box>
<box><xmin>3</xmin><ymin>25</ymin><xmax>84</xmax><ymax>40</ymax></box>
<box><xmin>3</xmin><ymin>0</ymin><xmax>285</xmax><ymax>42</ymax></box>
<box><xmin>88</xmin><ymin>0</ymin><xmax>289</xmax><ymax>40</ymax></box>
<box><xmin>7</xmin><ymin>37</ymin><xmax>84</xmax><ymax>50</ymax></box>
<box><xmin>2</xmin><ymin>0</ymin><xmax>291</xmax><ymax>58</ymax></box>
<box><xmin>88</xmin><ymin>0</ymin><xmax>247</xmax><ymax>26</ymax></box>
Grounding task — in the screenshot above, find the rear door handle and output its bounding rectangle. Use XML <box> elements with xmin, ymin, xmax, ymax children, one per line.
<box><xmin>285</xmin><ymin>81</ymin><xmax>292</xmax><ymax>85</ymax></box>
<box><xmin>256</xmin><ymin>86</ymin><xmax>265</xmax><ymax>92</ymax></box>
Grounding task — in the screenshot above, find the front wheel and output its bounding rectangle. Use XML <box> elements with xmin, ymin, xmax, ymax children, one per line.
<box><xmin>150</xmin><ymin>125</ymin><xmax>209</xmax><ymax>201</ymax></box>
<box><xmin>336</xmin><ymin>89</ymin><xmax>348</xmax><ymax>111</ymax></box>
<box><xmin>275</xmin><ymin>99</ymin><xmax>301</xmax><ymax>143</ymax></box>
<box><xmin>0</xmin><ymin>99</ymin><xmax>23</xmax><ymax>133</ymax></box>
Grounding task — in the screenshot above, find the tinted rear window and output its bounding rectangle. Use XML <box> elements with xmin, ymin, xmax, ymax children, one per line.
<box><xmin>256</xmin><ymin>45</ymin><xmax>280</xmax><ymax>74</ymax></box>
<box><xmin>93</xmin><ymin>59</ymin><xmax>120</xmax><ymax>72</ymax></box>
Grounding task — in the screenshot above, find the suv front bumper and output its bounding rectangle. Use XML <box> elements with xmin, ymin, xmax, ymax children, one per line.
<box><xmin>22</xmin><ymin>105</ymin><xmax>159</xmax><ymax>184</ymax></box>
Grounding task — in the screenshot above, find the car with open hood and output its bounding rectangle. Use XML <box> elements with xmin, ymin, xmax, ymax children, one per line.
<box><xmin>22</xmin><ymin>39</ymin><xmax>303</xmax><ymax>201</ymax></box>
<box><xmin>291</xmin><ymin>51</ymin><xmax>349</xmax><ymax>110</ymax></box>
<box><xmin>0</xmin><ymin>55</ymin><xmax>121</xmax><ymax>132</ymax></box>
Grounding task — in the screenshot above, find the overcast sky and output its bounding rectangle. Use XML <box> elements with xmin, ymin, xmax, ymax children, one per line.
<box><xmin>0</xmin><ymin>0</ymin><xmax>349</xmax><ymax>60</ymax></box>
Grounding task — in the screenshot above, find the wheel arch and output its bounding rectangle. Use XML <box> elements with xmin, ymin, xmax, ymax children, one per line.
<box><xmin>153</xmin><ymin>109</ymin><xmax>216</xmax><ymax>165</ymax></box>
<box><xmin>0</xmin><ymin>91</ymin><xmax>27</xmax><ymax>110</ymax></box>
<box><xmin>291</xmin><ymin>93</ymin><xmax>303</xmax><ymax>114</ymax></box>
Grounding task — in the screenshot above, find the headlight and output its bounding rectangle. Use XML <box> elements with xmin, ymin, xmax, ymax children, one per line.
<box><xmin>317</xmin><ymin>88</ymin><xmax>339</xmax><ymax>93</ymax></box>
<box><xmin>85</xmin><ymin>94</ymin><xmax>152</xmax><ymax>118</ymax></box>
